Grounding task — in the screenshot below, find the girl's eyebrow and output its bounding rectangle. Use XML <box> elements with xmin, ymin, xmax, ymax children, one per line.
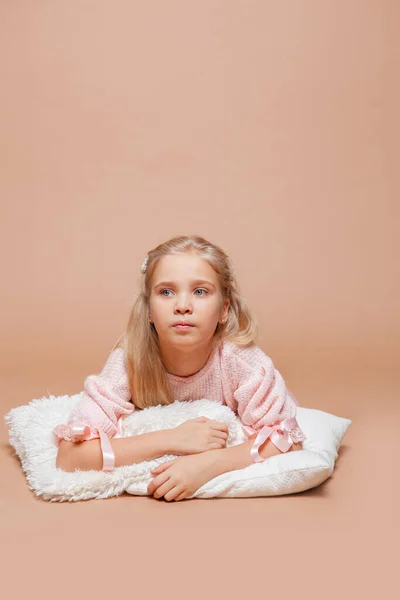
<box><xmin>154</xmin><ymin>279</ymin><xmax>216</xmax><ymax>290</ymax></box>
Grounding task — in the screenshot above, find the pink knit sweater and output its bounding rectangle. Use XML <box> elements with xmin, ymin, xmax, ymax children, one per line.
<box><xmin>53</xmin><ymin>341</ymin><xmax>306</xmax><ymax>466</ymax></box>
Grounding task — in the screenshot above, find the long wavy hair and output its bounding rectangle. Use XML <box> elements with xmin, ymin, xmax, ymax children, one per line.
<box><xmin>111</xmin><ymin>234</ymin><xmax>259</xmax><ymax>409</ymax></box>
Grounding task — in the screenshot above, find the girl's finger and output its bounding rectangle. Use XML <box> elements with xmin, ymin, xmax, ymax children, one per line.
<box><xmin>164</xmin><ymin>485</ymin><xmax>184</xmax><ymax>502</ymax></box>
<box><xmin>150</xmin><ymin>459</ymin><xmax>175</xmax><ymax>473</ymax></box>
<box><xmin>212</xmin><ymin>437</ymin><xmax>227</xmax><ymax>447</ymax></box>
<box><xmin>212</xmin><ymin>430</ymin><xmax>229</xmax><ymax>440</ymax></box>
<box><xmin>152</xmin><ymin>478</ymin><xmax>175</xmax><ymax>499</ymax></box>
<box><xmin>148</xmin><ymin>471</ymin><xmax>171</xmax><ymax>496</ymax></box>
<box><xmin>174</xmin><ymin>491</ymin><xmax>187</xmax><ymax>501</ymax></box>
<box><xmin>210</xmin><ymin>422</ymin><xmax>229</xmax><ymax>433</ymax></box>
<box><xmin>150</xmin><ymin>465</ymin><xmax>166</xmax><ymax>473</ymax></box>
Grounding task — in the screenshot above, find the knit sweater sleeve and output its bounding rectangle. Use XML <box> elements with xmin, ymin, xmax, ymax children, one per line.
<box><xmin>52</xmin><ymin>348</ymin><xmax>135</xmax><ymax>446</ymax></box>
<box><xmin>224</xmin><ymin>343</ymin><xmax>306</xmax><ymax>443</ymax></box>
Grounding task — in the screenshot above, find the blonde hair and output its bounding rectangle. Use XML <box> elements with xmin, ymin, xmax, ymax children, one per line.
<box><xmin>111</xmin><ymin>234</ymin><xmax>259</xmax><ymax>409</ymax></box>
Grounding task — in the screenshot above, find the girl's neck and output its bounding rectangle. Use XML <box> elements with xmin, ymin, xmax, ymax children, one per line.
<box><xmin>159</xmin><ymin>340</ymin><xmax>217</xmax><ymax>378</ymax></box>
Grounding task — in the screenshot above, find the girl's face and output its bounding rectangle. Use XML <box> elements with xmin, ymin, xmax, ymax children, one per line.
<box><xmin>149</xmin><ymin>254</ymin><xmax>230</xmax><ymax>349</ymax></box>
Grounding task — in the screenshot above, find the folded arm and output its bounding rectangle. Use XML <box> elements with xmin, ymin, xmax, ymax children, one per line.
<box><xmin>223</xmin><ymin>347</ymin><xmax>306</xmax><ymax>461</ymax></box>
<box><xmin>203</xmin><ymin>436</ymin><xmax>303</xmax><ymax>481</ymax></box>
<box><xmin>53</xmin><ymin>348</ymin><xmax>135</xmax><ymax>470</ymax></box>
<box><xmin>56</xmin><ymin>429</ymin><xmax>176</xmax><ymax>472</ymax></box>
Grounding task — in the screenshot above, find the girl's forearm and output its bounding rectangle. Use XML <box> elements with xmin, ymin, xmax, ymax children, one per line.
<box><xmin>205</xmin><ymin>436</ymin><xmax>292</xmax><ymax>480</ymax></box>
<box><xmin>57</xmin><ymin>429</ymin><xmax>174</xmax><ymax>472</ymax></box>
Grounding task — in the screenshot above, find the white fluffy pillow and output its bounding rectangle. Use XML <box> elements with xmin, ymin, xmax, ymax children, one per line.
<box><xmin>4</xmin><ymin>394</ymin><xmax>352</xmax><ymax>502</ymax></box>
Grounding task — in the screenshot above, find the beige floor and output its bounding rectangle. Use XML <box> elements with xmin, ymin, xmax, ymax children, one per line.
<box><xmin>1</xmin><ymin>359</ymin><xmax>396</xmax><ymax>600</ymax></box>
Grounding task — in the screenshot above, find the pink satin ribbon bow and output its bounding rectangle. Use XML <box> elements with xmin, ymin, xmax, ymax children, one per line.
<box><xmin>68</xmin><ymin>416</ymin><xmax>124</xmax><ymax>472</ymax></box>
<box><xmin>242</xmin><ymin>416</ymin><xmax>305</xmax><ymax>463</ymax></box>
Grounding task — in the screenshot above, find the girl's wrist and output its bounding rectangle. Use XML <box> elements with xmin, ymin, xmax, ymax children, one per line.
<box><xmin>201</xmin><ymin>437</ymin><xmax>282</xmax><ymax>478</ymax></box>
<box><xmin>200</xmin><ymin>442</ymin><xmax>252</xmax><ymax>478</ymax></box>
<box><xmin>161</xmin><ymin>428</ymin><xmax>178</xmax><ymax>455</ymax></box>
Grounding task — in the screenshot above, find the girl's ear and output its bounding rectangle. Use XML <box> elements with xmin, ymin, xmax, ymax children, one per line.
<box><xmin>221</xmin><ymin>298</ymin><xmax>230</xmax><ymax>321</ymax></box>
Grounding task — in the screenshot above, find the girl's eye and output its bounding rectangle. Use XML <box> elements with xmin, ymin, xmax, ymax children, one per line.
<box><xmin>160</xmin><ymin>289</ymin><xmax>208</xmax><ymax>296</ymax></box>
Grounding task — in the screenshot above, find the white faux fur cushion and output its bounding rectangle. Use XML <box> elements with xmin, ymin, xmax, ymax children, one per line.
<box><xmin>4</xmin><ymin>394</ymin><xmax>352</xmax><ymax>502</ymax></box>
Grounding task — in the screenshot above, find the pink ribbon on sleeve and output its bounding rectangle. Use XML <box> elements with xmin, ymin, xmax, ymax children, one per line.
<box><xmin>242</xmin><ymin>416</ymin><xmax>306</xmax><ymax>463</ymax></box>
<box><xmin>67</xmin><ymin>416</ymin><xmax>124</xmax><ymax>472</ymax></box>
<box><xmin>67</xmin><ymin>420</ymin><xmax>90</xmax><ymax>438</ymax></box>
<box><xmin>97</xmin><ymin>417</ymin><xmax>124</xmax><ymax>472</ymax></box>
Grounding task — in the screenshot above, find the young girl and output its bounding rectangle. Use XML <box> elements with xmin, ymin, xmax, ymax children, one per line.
<box><xmin>53</xmin><ymin>234</ymin><xmax>306</xmax><ymax>501</ymax></box>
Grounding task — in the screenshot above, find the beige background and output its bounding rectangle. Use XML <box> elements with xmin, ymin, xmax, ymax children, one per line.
<box><xmin>1</xmin><ymin>1</ymin><xmax>398</xmax><ymax>598</ymax></box>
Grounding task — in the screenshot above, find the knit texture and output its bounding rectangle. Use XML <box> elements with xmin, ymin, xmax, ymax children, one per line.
<box><xmin>52</xmin><ymin>341</ymin><xmax>305</xmax><ymax>445</ymax></box>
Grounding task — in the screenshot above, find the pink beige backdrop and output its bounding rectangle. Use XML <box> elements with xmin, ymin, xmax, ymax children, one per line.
<box><xmin>1</xmin><ymin>2</ymin><xmax>398</xmax><ymax>599</ymax></box>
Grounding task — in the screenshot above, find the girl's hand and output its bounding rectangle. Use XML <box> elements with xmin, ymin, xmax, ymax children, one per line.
<box><xmin>147</xmin><ymin>453</ymin><xmax>217</xmax><ymax>501</ymax></box>
<box><xmin>169</xmin><ymin>417</ymin><xmax>229</xmax><ymax>455</ymax></box>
